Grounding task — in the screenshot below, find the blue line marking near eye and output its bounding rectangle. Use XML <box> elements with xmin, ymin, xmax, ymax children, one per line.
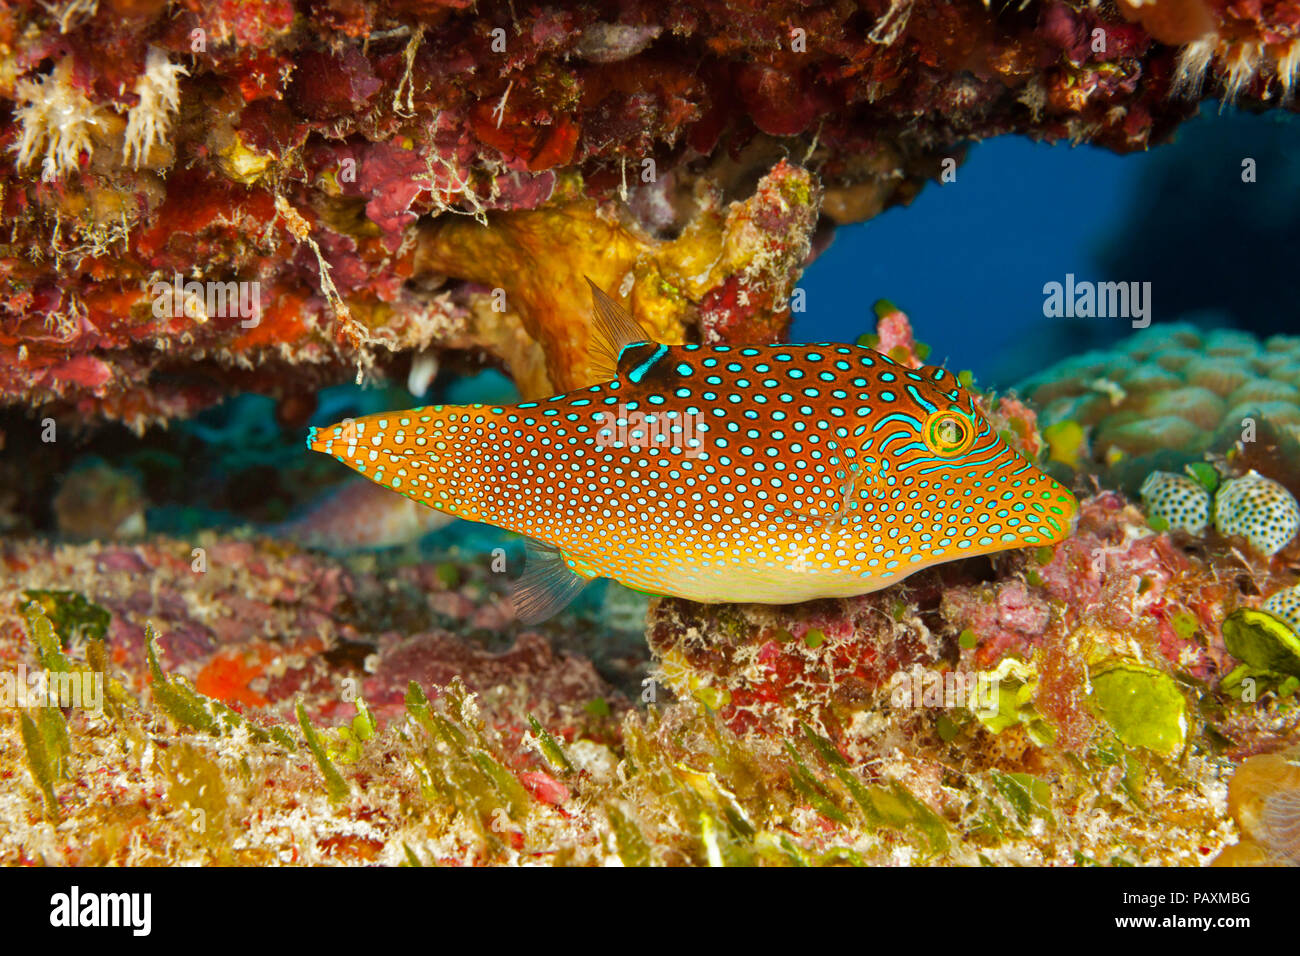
<box><xmin>911</xmin><ymin>448</ymin><xmax>1007</xmax><ymax>474</ymax></box>
<box><xmin>628</xmin><ymin>344</ymin><xmax>669</xmax><ymax>383</ymax></box>
<box><xmin>870</xmin><ymin>411</ymin><xmax>923</xmax><ymax>433</ymax></box>
<box><xmin>906</xmin><ymin>385</ymin><xmax>937</xmax><ymax>413</ymax></box>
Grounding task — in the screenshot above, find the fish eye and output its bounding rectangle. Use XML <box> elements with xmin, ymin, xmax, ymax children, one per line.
<box><xmin>923</xmin><ymin>410</ymin><xmax>976</xmax><ymax>456</ymax></box>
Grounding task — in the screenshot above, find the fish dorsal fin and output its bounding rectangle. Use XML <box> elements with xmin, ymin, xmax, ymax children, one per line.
<box><xmin>586</xmin><ymin>277</ymin><xmax>651</xmax><ymax>384</ymax></box>
<box><xmin>511</xmin><ymin>536</ymin><xmax>590</xmax><ymax>624</ymax></box>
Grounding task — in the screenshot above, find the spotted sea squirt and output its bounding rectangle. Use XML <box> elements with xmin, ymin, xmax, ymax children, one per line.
<box><xmin>309</xmin><ymin>284</ymin><xmax>1079</xmax><ymax>621</ymax></box>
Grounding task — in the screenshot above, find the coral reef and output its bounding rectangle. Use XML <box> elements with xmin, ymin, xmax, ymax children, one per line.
<box><xmin>2</xmin><ymin>1</ymin><xmax>1296</xmax><ymax>428</ymax></box>
<box><xmin>1141</xmin><ymin>470</ymin><xmax>1211</xmax><ymax>535</ymax></box>
<box><xmin>3</xmin><ymin>469</ymin><xmax>1297</xmax><ymax>865</ymax></box>
<box><xmin>1214</xmin><ymin>471</ymin><xmax>1300</xmax><ymax>557</ymax></box>
<box><xmin>4</xmin><ymin>0</ymin><xmax>1300</xmax><ymax>871</ymax></box>
<box><xmin>1214</xmin><ymin>747</ymin><xmax>1300</xmax><ymax>865</ymax></box>
<box><xmin>1019</xmin><ymin>323</ymin><xmax>1300</xmax><ymax>488</ymax></box>
<box><xmin>412</xmin><ymin>159</ymin><xmax>820</xmax><ymax>393</ymax></box>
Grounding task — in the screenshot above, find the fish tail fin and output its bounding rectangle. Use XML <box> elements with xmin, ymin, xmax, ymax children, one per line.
<box><xmin>512</xmin><ymin>536</ymin><xmax>590</xmax><ymax>624</ymax></box>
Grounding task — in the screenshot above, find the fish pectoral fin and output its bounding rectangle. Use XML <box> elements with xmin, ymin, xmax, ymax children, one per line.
<box><xmin>778</xmin><ymin>461</ymin><xmax>876</xmax><ymax>529</ymax></box>
<box><xmin>511</xmin><ymin>536</ymin><xmax>590</xmax><ymax>624</ymax></box>
<box><xmin>586</xmin><ymin>276</ymin><xmax>651</xmax><ymax>384</ymax></box>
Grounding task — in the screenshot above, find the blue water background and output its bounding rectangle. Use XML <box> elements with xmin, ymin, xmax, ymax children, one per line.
<box><xmin>793</xmin><ymin>105</ymin><xmax>1299</xmax><ymax>388</ymax></box>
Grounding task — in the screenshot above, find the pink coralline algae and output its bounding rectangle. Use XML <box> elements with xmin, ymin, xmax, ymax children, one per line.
<box><xmin>942</xmin><ymin>579</ymin><xmax>1052</xmax><ymax>670</ymax></box>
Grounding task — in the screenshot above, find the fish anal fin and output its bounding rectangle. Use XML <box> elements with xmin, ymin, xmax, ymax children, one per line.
<box><xmin>511</xmin><ymin>536</ymin><xmax>590</xmax><ymax>624</ymax></box>
<box><xmin>586</xmin><ymin>276</ymin><xmax>651</xmax><ymax>384</ymax></box>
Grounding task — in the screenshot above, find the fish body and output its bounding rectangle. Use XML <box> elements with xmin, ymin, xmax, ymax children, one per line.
<box><xmin>275</xmin><ymin>478</ymin><xmax>455</xmax><ymax>553</ymax></box>
<box><xmin>309</xmin><ymin>286</ymin><xmax>1078</xmax><ymax>620</ymax></box>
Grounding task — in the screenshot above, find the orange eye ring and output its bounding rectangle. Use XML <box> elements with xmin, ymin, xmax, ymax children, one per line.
<box><xmin>923</xmin><ymin>409</ymin><xmax>976</xmax><ymax>456</ymax></box>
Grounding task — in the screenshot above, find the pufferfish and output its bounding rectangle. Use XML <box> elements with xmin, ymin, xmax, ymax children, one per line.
<box><xmin>308</xmin><ymin>281</ymin><xmax>1079</xmax><ymax>622</ymax></box>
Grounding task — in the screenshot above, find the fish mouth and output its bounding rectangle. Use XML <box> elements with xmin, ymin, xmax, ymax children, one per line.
<box><xmin>1017</xmin><ymin>477</ymin><xmax>1079</xmax><ymax>546</ymax></box>
<box><xmin>1042</xmin><ymin>484</ymin><xmax>1080</xmax><ymax>543</ymax></box>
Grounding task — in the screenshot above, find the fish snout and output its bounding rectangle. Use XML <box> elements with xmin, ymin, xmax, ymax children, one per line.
<box><xmin>1040</xmin><ymin>477</ymin><xmax>1080</xmax><ymax>544</ymax></box>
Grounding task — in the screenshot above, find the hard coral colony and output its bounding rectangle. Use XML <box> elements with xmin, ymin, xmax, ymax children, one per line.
<box><xmin>0</xmin><ymin>0</ymin><xmax>1294</xmax><ymax>883</ymax></box>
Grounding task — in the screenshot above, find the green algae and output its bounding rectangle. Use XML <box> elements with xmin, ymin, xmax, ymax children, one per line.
<box><xmin>406</xmin><ymin>679</ymin><xmax>532</xmax><ymax>845</ymax></box>
<box><xmin>988</xmin><ymin>770</ymin><xmax>1054</xmax><ymax>828</ymax></box>
<box><xmin>25</xmin><ymin>600</ymin><xmax>72</xmax><ymax>673</ymax></box>
<box><xmin>1090</xmin><ymin>740</ymin><xmax>1152</xmax><ymax>810</ymax></box>
<box><xmin>605</xmin><ymin>803</ymin><xmax>652</xmax><ymax>867</ymax></box>
<box><xmin>970</xmin><ymin>771</ymin><xmax>1055</xmax><ymax>845</ymax></box>
<box><xmin>17</xmin><ymin>604</ymin><xmax>81</xmax><ymax>819</ymax></box>
<box><xmin>1184</xmin><ymin>461</ymin><xmax>1220</xmax><ymax>494</ymax></box>
<box><xmin>400</xmin><ymin>843</ymin><xmax>434</xmax><ymax>867</ymax></box>
<box><xmin>1222</xmin><ymin>608</ymin><xmax>1300</xmax><ymax>678</ymax></box>
<box><xmin>936</xmin><ymin>713</ymin><xmax>960</xmax><ymax>742</ymax></box>
<box><xmin>146</xmin><ymin>628</ymin><xmax>296</xmax><ymax>751</ymax></box>
<box><xmin>785</xmin><ymin>740</ymin><xmax>852</xmax><ymax>825</ymax></box>
<box><xmin>323</xmin><ymin>698</ymin><xmax>377</xmax><ymax>765</ymax></box>
<box><xmin>1171</xmin><ymin>610</ymin><xmax>1200</xmax><ymax>643</ymax></box>
<box><xmin>525</xmin><ymin>712</ymin><xmax>575</xmax><ymax>774</ymax></box>
<box><xmin>2</xmin><ymin>582</ymin><xmax>1241</xmax><ymax>865</ymax></box>
<box><xmin>972</xmin><ymin>659</ymin><xmax>1056</xmax><ymax>747</ymax></box>
<box><xmin>616</xmin><ymin>709</ymin><xmax>787</xmax><ymax>866</ymax></box>
<box><xmin>298</xmin><ymin>700</ymin><xmax>350</xmax><ymax>803</ymax></box>
<box><xmin>434</xmin><ymin>562</ymin><xmax>461</xmax><ymax>589</ymax></box>
<box><xmin>801</xmin><ymin>724</ymin><xmax>950</xmax><ymax>855</ymax></box>
<box><xmin>692</xmin><ymin>684</ymin><xmax>731</xmax><ymax>710</ymax></box>
<box><xmin>1220</xmin><ymin>663</ymin><xmax>1299</xmax><ymax>701</ymax></box>
<box><xmin>157</xmin><ymin>742</ymin><xmax>233</xmax><ymax>857</ymax></box>
<box><xmin>22</xmin><ymin>590</ymin><xmax>110</xmax><ymax>647</ymax></box>
<box><xmin>1089</xmin><ymin>662</ymin><xmax>1188</xmax><ymax>756</ymax></box>
<box><xmin>20</xmin><ymin>707</ymin><xmax>69</xmax><ymax>819</ymax></box>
